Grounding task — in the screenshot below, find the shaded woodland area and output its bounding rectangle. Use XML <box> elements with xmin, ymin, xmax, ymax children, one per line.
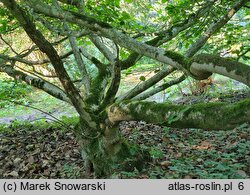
<box><xmin>0</xmin><ymin>0</ymin><xmax>249</xmax><ymax>178</ymax></box>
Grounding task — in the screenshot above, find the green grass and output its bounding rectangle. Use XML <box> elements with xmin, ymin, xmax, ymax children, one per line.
<box><xmin>0</xmin><ymin>115</ymin><xmax>79</xmax><ymax>133</ymax></box>
<box><xmin>0</xmin><ymin>90</ymin><xmax>76</xmax><ymax>118</ymax></box>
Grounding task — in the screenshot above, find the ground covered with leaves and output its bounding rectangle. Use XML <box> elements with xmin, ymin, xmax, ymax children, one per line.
<box><xmin>119</xmin><ymin>121</ymin><xmax>250</xmax><ymax>179</ymax></box>
<box><xmin>0</xmin><ymin>120</ymin><xmax>249</xmax><ymax>179</ymax></box>
<box><xmin>0</xmin><ymin>91</ymin><xmax>250</xmax><ymax>179</ymax></box>
<box><xmin>0</xmin><ymin>123</ymin><xmax>84</xmax><ymax>179</ymax></box>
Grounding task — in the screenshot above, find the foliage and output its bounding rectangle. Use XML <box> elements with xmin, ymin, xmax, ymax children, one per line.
<box><xmin>0</xmin><ymin>79</ymin><xmax>32</xmax><ymax>107</ymax></box>
<box><xmin>0</xmin><ymin>6</ymin><xmax>18</xmax><ymax>33</ymax></box>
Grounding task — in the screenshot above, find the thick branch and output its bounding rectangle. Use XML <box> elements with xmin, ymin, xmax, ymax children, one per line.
<box><xmin>89</xmin><ymin>35</ymin><xmax>116</xmax><ymax>63</ymax></box>
<box><xmin>107</xmin><ymin>98</ymin><xmax>250</xmax><ymax>130</ymax></box>
<box><xmin>25</xmin><ymin>0</ymin><xmax>248</xmax><ymax>77</ymax></box>
<box><xmin>0</xmin><ymin>65</ymin><xmax>70</xmax><ymax>103</ymax></box>
<box><xmin>190</xmin><ymin>54</ymin><xmax>250</xmax><ymax>86</ymax></box>
<box><xmin>24</xmin><ymin>0</ymin><xmax>186</xmax><ymax>71</ymax></box>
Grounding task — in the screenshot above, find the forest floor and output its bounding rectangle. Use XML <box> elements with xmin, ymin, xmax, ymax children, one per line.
<box><xmin>0</xmin><ymin>88</ymin><xmax>249</xmax><ymax>178</ymax></box>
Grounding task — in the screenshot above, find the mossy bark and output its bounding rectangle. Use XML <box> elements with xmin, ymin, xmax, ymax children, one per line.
<box><xmin>107</xmin><ymin>98</ymin><xmax>250</xmax><ymax>130</ymax></box>
<box><xmin>74</xmin><ymin>118</ymin><xmax>149</xmax><ymax>178</ymax></box>
<box><xmin>189</xmin><ymin>54</ymin><xmax>250</xmax><ymax>86</ymax></box>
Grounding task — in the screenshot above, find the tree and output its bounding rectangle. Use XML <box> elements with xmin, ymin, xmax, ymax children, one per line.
<box><xmin>0</xmin><ymin>0</ymin><xmax>249</xmax><ymax>177</ymax></box>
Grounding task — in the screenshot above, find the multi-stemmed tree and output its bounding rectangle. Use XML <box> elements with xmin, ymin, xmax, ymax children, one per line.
<box><xmin>0</xmin><ymin>0</ymin><xmax>249</xmax><ymax>177</ymax></box>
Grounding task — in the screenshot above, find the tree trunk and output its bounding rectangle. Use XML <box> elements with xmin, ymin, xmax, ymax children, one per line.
<box><xmin>72</xmin><ymin>97</ymin><xmax>250</xmax><ymax>177</ymax></box>
<box><xmin>74</xmin><ymin>117</ymin><xmax>149</xmax><ymax>178</ymax></box>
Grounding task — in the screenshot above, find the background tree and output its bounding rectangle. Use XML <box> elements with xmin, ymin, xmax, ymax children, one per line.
<box><xmin>0</xmin><ymin>0</ymin><xmax>249</xmax><ymax>177</ymax></box>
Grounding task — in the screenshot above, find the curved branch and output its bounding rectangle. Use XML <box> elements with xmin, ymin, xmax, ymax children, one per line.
<box><xmin>37</xmin><ymin>16</ymin><xmax>90</xmax><ymax>37</ymax></box>
<box><xmin>237</xmin><ymin>47</ymin><xmax>250</xmax><ymax>60</ymax></box>
<box><xmin>0</xmin><ymin>51</ymin><xmax>73</xmax><ymax>65</ymax></box>
<box><xmin>107</xmin><ymin>98</ymin><xmax>250</xmax><ymax>130</ymax></box>
<box><xmin>120</xmin><ymin>0</ymin><xmax>217</xmax><ymax>69</ymax></box>
<box><xmin>190</xmin><ymin>54</ymin><xmax>250</xmax><ymax>86</ymax></box>
<box><xmin>79</xmin><ymin>46</ymin><xmax>105</xmax><ymax>70</ymax></box>
<box><xmin>18</xmin><ymin>36</ymin><xmax>69</xmax><ymax>58</ymax></box>
<box><xmin>66</xmin><ymin>31</ymin><xmax>91</xmax><ymax>92</ymax></box>
<box><xmin>0</xmin><ymin>34</ymin><xmax>19</xmax><ymax>55</ymax></box>
<box><xmin>101</xmin><ymin>60</ymin><xmax>121</xmax><ymax>107</ymax></box>
<box><xmin>53</xmin><ymin>0</ymin><xmax>90</xmax><ymax>92</ymax></box>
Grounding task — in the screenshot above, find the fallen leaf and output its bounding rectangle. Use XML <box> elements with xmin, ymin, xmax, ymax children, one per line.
<box><xmin>237</xmin><ymin>170</ymin><xmax>247</xmax><ymax>177</ymax></box>
<box><xmin>43</xmin><ymin>169</ymin><xmax>50</xmax><ymax>176</ymax></box>
<box><xmin>28</xmin><ymin>156</ymin><xmax>35</xmax><ymax>164</ymax></box>
<box><xmin>176</xmin><ymin>153</ymin><xmax>182</xmax><ymax>158</ymax></box>
<box><xmin>13</xmin><ymin>158</ymin><xmax>22</xmax><ymax>166</ymax></box>
<box><xmin>9</xmin><ymin>171</ymin><xmax>19</xmax><ymax>177</ymax></box>
<box><xmin>160</xmin><ymin>161</ymin><xmax>171</xmax><ymax>167</ymax></box>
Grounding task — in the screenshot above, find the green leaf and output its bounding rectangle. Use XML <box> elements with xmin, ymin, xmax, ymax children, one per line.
<box><xmin>121</xmin><ymin>11</ymin><xmax>130</xmax><ymax>20</ymax></box>
<box><xmin>139</xmin><ymin>76</ymin><xmax>146</xmax><ymax>81</ymax></box>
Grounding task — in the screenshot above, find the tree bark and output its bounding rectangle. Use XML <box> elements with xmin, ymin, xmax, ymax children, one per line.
<box><xmin>107</xmin><ymin>98</ymin><xmax>250</xmax><ymax>130</ymax></box>
<box><xmin>190</xmin><ymin>54</ymin><xmax>250</xmax><ymax>87</ymax></box>
<box><xmin>74</xmin><ymin>119</ymin><xmax>148</xmax><ymax>177</ymax></box>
